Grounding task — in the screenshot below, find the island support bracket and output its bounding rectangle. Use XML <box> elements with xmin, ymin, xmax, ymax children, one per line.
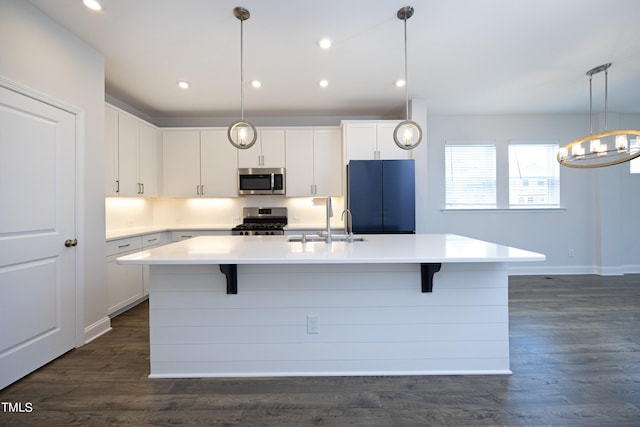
<box><xmin>421</xmin><ymin>263</ymin><xmax>441</xmax><ymax>293</ymax></box>
<box><xmin>219</xmin><ymin>264</ymin><xmax>238</xmax><ymax>294</ymax></box>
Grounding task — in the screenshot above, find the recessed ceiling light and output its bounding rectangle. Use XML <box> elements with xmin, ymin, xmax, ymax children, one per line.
<box><xmin>83</xmin><ymin>0</ymin><xmax>102</xmax><ymax>11</ymax></box>
<box><xmin>395</xmin><ymin>79</ymin><xmax>406</xmax><ymax>87</ymax></box>
<box><xmin>251</xmin><ymin>80</ymin><xmax>262</xmax><ymax>88</ymax></box>
<box><xmin>319</xmin><ymin>80</ymin><xmax>329</xmax><ymax>88</ymax></box>
<box><xmin>177</xmin><ymin>81</ymin><xmax>190</xmax><ymax>89</ymax></box>
<box><xmin>319</xmin><ymin>38</ymin><xmax>332</xmax><ymax>49</ymax></box>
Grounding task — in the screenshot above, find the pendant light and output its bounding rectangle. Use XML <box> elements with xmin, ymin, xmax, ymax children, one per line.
<box><xmin>227</xmin><ymin>7</ymin><xmax>257</xmax><ymax>149</ymax></box>
<box><xmin>393</xmin><ymin>6</ymin><xmax>422</xmax><ymax>150</ymax></box>
<box><xmin>557</xmin><ymin>63</ymin><xmax>640</xmax><ymax>168</ymax></box>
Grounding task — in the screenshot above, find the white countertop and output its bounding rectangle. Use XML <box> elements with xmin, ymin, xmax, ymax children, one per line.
<box><xmin>117</xmin><ymin>233</ymin><xmax>545</xmax><ymax>265</ymax></box>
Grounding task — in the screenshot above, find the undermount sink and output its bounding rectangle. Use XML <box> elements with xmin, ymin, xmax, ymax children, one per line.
<box><xmin>287</xmin><ymin>234</ymin><xmax>366</xmax><ymax>243</ymax></box>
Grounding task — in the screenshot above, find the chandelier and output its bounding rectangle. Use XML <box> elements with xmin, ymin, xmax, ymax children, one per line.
<box><xmin>557</xmin><ymin>63</ymin><xmax>640</xmax><ymax>168</ymax></box>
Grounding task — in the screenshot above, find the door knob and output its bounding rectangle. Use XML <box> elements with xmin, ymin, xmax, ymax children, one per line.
<box><xmin>64</xmin><ymin>239</ymin><xmax>78</xmax><ymax>247</ymax></box>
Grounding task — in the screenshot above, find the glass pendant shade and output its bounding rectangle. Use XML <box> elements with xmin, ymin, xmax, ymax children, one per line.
<box><xmin>228</xmin><ymin>120</ymin><xmax>257</xmax><ymax>149</ymax></box>
<box><xmin>393</xmin><ymin>6</ymin><xmax>422</xmax><ymax>150</ymax></box>
<box><xmin>227</xmin><ymin>7</ymin><xmax>257</xmax><ymax>149</ymax></box>
<box><xmin>394</xmin><ymin>120</ymin><xmax>422</xmax><ymax>150</ymax></box>
<box><xmin>558</xmin><ymin>63</ymin><xmax>640</xmax><ymax>168</ymax></box>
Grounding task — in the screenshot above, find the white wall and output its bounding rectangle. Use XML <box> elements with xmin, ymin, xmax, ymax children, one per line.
<box><xmin>1</xmin><ymin>0</ymin><xmax>108</xmax><ymax>340</ymax></box>
<box><xmin>421</xmin><ymin>113</ymin><xmax>640</xmax><ymax>275</ymax></box>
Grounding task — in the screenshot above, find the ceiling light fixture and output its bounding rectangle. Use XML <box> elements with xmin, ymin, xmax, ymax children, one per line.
<box><xmin>177</xmin><ymin>81</ymin><xmax>190</xmax><ymax>89</ymax></box>
<box><xmin>83</xmin><ymin>0</ymin><xmax>102</xmax><ymax>11</ymax></box>
<box><xmin>558</xmin><ymin>63</ymin><xmax>640</xmax><ymax>168</ymax></box>
<box><xmin>319</xmin><ymin>38</ymin><xmax>332</xmax><ymax>49</ymax></box>
<box><xmin>319</xmin><ymin>80</ymin><xmax>329</xmax><ymax>88</ymax></box>
<box><xmin>393</xmin><ymin>6</ymin><xmax>422</xmax><ymax>150</ymax></box>
<box><xmin>227</xmin><ymin>6</ymin><xmax>257</xmax><ymax>150</ymax></box>
<box><xmin>251</xmin><ymin>80</ymin><xmax>262</xmax><ymax>88</ymax></box>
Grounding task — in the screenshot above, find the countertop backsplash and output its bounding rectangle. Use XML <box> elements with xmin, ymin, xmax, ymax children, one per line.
<box><xmin>105</xmin><ymin>196</ymin><xmax>346</xmax><ymax>237</ymax></box>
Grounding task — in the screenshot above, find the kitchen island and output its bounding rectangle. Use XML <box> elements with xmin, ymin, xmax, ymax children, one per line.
<box><xmin>118</xmin><ymin>233</ymin><xmax>544</xmax><ymax>378</ymax></box>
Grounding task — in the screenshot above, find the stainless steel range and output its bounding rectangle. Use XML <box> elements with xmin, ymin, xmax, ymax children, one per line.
<box><xmin>232</xmin><ymin>207</ymin><xmax>288</xmax><ymax>236</ymax></box>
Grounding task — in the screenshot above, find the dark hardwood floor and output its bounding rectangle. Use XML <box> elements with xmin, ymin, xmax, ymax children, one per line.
<box><xmin>2</xmin><ymin>275</ymin><xmax>640</xmax><ymax>426</ymax></box>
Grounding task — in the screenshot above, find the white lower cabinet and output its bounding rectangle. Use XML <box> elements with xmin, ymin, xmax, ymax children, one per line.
<box><xmin>107</xmin><ymin>232</ymin><xmax>168</xmax><ymax>315</ymax></box>
<box><xmin>171</xmin><ymin>230</ymin><xmax>231</xmax><ymax>242</ymax></box>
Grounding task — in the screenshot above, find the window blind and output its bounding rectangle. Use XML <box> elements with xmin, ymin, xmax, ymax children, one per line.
<box><xmin>445</xmin><ymin>144</ymin><xmax>496</xmax><ymax>208</ymax></box>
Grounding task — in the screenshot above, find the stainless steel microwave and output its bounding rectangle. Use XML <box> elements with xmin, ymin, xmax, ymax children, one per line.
<box><xmin>238</xmin><ymin>168</ymin><xmax>285</xmax><ymax>195</ymax></box>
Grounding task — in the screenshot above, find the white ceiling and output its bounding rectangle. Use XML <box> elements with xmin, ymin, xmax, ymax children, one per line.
<box><xmin>27</xmin><ymin>0</ymin><xmax>640</xmax><ymax>120</ymax></box>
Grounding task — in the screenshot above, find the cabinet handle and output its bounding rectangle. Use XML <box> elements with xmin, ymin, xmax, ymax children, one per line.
<box><xmin>181</xmin><ymin>235</ymin><xmax>193</xmax><ymax>239</ymax></box>
<box><xmin>115</xmin><ymin>180</ymin><xmax>120</xmax><ymax>193</ymax></box>
<box><xmin>196</xmin><ymin>185</ymin><xmax>200</xmax><ymax>196</ymax></box>
<box><xmin>141</xmin><ymin>183</ymin><xmax>144</xmax><ymax>194</ymax></box>
<box><xmin>118</xmin><ymin>243</ymin><xmax>131</xmax><ymax>249</ymax></box>
<box><xmin>200</xmin><ymin>184</ymin><xmax>204</xmax><ymax>196</ymax></box>
<box><xmin>310</xmin><ymin>184</ymin><xmax>314</xmax><ymax>194</ymax></box>
<box><xmin>146</xmin><ymin>238</ymin><xmax>158</xmax><ymax>242</ymax></box>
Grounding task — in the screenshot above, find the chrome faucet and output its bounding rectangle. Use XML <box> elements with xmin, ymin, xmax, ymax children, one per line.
<box><xmin>341</xmin><ymin>209</ymin><xmax>353</xmax><ymax>241</ymax></box>
<box><xmin>324</xmin><ymin>197</ymin><xmax>333</xmax><ymax>243</ymax></box>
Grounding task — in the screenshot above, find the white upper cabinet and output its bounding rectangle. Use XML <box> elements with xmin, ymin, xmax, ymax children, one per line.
<box><xmin>104</xmin><ymin>104</ymin><xmax>160</xmax><ymax>197</ymax></box>
<box><xmin>105</xmin><ymin>105</ymin><xmax>119</xmax><ymax>196</ymax></box>
<box><xmin>162</xmin><ymin>130</ymin><xmax>201</xmax><ymax>197</ymax></box>
<box><xmin>285</xmin><ymin>127</ymin><xmax>342</xmax><ymax>197</ymax></box>
<box><xmin>237</xmin><ymin>128</ymin><xmax>285</xmax><ymax>168</ymax></box>
<box><xmin>162</xmin><ymin>129</ymin><xmax>239</xmax><ymax>198</ymax></box>
<box><xmin>201</xmin><ymin>130</ymin><xmax>238</xmax><ymax>197</ymax></box>
<box><xmin>117</xmin><ymin>113</ymin><xmax>140</xmax><ymax>196</ymax></box>
<box><xmin>342</xmin><ymin>120</ymin><xmax>409</xmax><ymax>163</ymax></box>
<box><xmin>138</xmin><ymin>121</ymin><xmax>159</xmax><ymax>197</ymax></box>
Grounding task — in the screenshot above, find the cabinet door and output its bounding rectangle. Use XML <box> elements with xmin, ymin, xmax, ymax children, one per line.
<box><xmin>162</xmin><ymin>130</ymin><xmax>201</xmax><ymax>197</ymax></box>
<box><xmin>343</xmin><ymin>122</ymin><xmax>377</xmax><ymax>162</ymax></box>
<box><xmin>237</xmin><ymin>136</ymin><xmax>261</xmax><ymax>168</ymax></box>
<box><xmin>138</xmin><ymin>121</ymin><xmax>159</xmax><ymax>197</ymax></box>
<box><xmin>313</xmin><ymin>128</ymin><xmax>342</xmax><ymax>197</ymax></box>
<box><xmin>105</xmin><ymin>106</ymin><xmax>119</xmax><ymax>196</ymax></box>
<box><xmin>106</xmin><ymin>236</ymin><xmax>144</xmax><ymax>315</ymax></box>
<box><xmin>117</xmin><ymin>113</ymin><xmax>140</xmax><ymax>196</ymax></box>
<box><xmin>285</xmin><ymin>129</ymin><xmax>314</xmax><ymax>196</ymax></box>
<box><xmin>259</xmin><ymin>129</ymin><xmax>285</xmax><ymax>168</ymax></box>
<box><xmin>377</xmin><ymin>122</ymin><xmax>410</xmax><ymax>160</ymax></box>
<box><xmin>201</xmin><ymin>130</ymin><xmax>238</xmax><ymax>197</ymax></box>
<box><xmin>107</xmin><ymin>257</ymin><xmax>143</xmax><ymax>314</ymax></box>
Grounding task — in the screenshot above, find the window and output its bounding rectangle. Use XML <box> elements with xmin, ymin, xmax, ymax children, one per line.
<box><xmin>445</xmin><ymin>143</ymin><xmax>496</xmax><ymax>208</ymax></box>
<box><xmin>631</xmin><ymin>157</ymin><xmax>640</xmax><ymax>174</ymax></box>
<box><xmin>444</xmin><ymin>140</ymin><xmax>560</xmax><ymax>210</ymax></box>
<box><xmin>508</xmin><ymin>143</ymin><xmax>559</xmax><ymax>207</ymax></box>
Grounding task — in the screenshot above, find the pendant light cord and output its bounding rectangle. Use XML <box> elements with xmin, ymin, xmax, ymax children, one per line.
<box><xmin>240</xmin><ymin>17</ymin><xmax>245</xmax><ymax>121</ymax></box>
<box><xmin>403</xmin><ymin>15</ymin><xmax>409</xmax><ymax>121</ymax></box>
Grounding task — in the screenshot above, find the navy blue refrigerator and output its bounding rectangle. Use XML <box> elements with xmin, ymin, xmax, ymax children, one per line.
<box><xmin>347</xmin><ymin>160</ymin><xmax>415</xmax><ymax>234</ymax></box>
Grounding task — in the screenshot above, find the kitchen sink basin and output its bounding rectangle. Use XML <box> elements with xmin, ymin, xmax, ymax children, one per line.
<box><xmin>287</xmin><ymin>234</ymin><xmax>366</xmax><ymax>243</ymax></box>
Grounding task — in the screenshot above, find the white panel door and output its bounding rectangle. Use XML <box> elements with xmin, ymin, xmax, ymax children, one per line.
<box><xmin>0</xmin><ymin>85</ymin><xmax>77</xmax><ymax>389</ymax></box>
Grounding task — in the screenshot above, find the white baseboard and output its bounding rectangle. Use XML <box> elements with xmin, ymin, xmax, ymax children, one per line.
<box><xmin>83</xmin><ymin>316</ymin><xmax>112</xmax><ymax>345</ymax></box>
<box><xmin>509</xmin><ymin>263</ymin><xmax>640</xmax><ymax>276</ymax></box>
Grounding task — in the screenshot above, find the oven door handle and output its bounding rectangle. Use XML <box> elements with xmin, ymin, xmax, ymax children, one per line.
<box><xmin>271</xmin><ymin>173</ymin><xmax>275</xmax><ymax>193</ymax></box>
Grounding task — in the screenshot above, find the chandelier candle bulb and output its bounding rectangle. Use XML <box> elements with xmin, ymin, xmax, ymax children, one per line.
<box><xmin>616</xmin><ymin>135</ymin><xmax>628</xmax><ymax>152</ymax></box>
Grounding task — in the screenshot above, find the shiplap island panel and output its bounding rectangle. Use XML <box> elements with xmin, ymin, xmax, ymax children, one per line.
<box><xmin>118</xmin><ymin>234</ymin><xmax>544</xmax><ymax>378</ymax></box>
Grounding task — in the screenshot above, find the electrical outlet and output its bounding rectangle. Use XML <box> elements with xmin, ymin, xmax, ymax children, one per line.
<box><xmin>307</xmin><ymin>315</ymin><xmax>319</xmax><ymax>334</ymax></box>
